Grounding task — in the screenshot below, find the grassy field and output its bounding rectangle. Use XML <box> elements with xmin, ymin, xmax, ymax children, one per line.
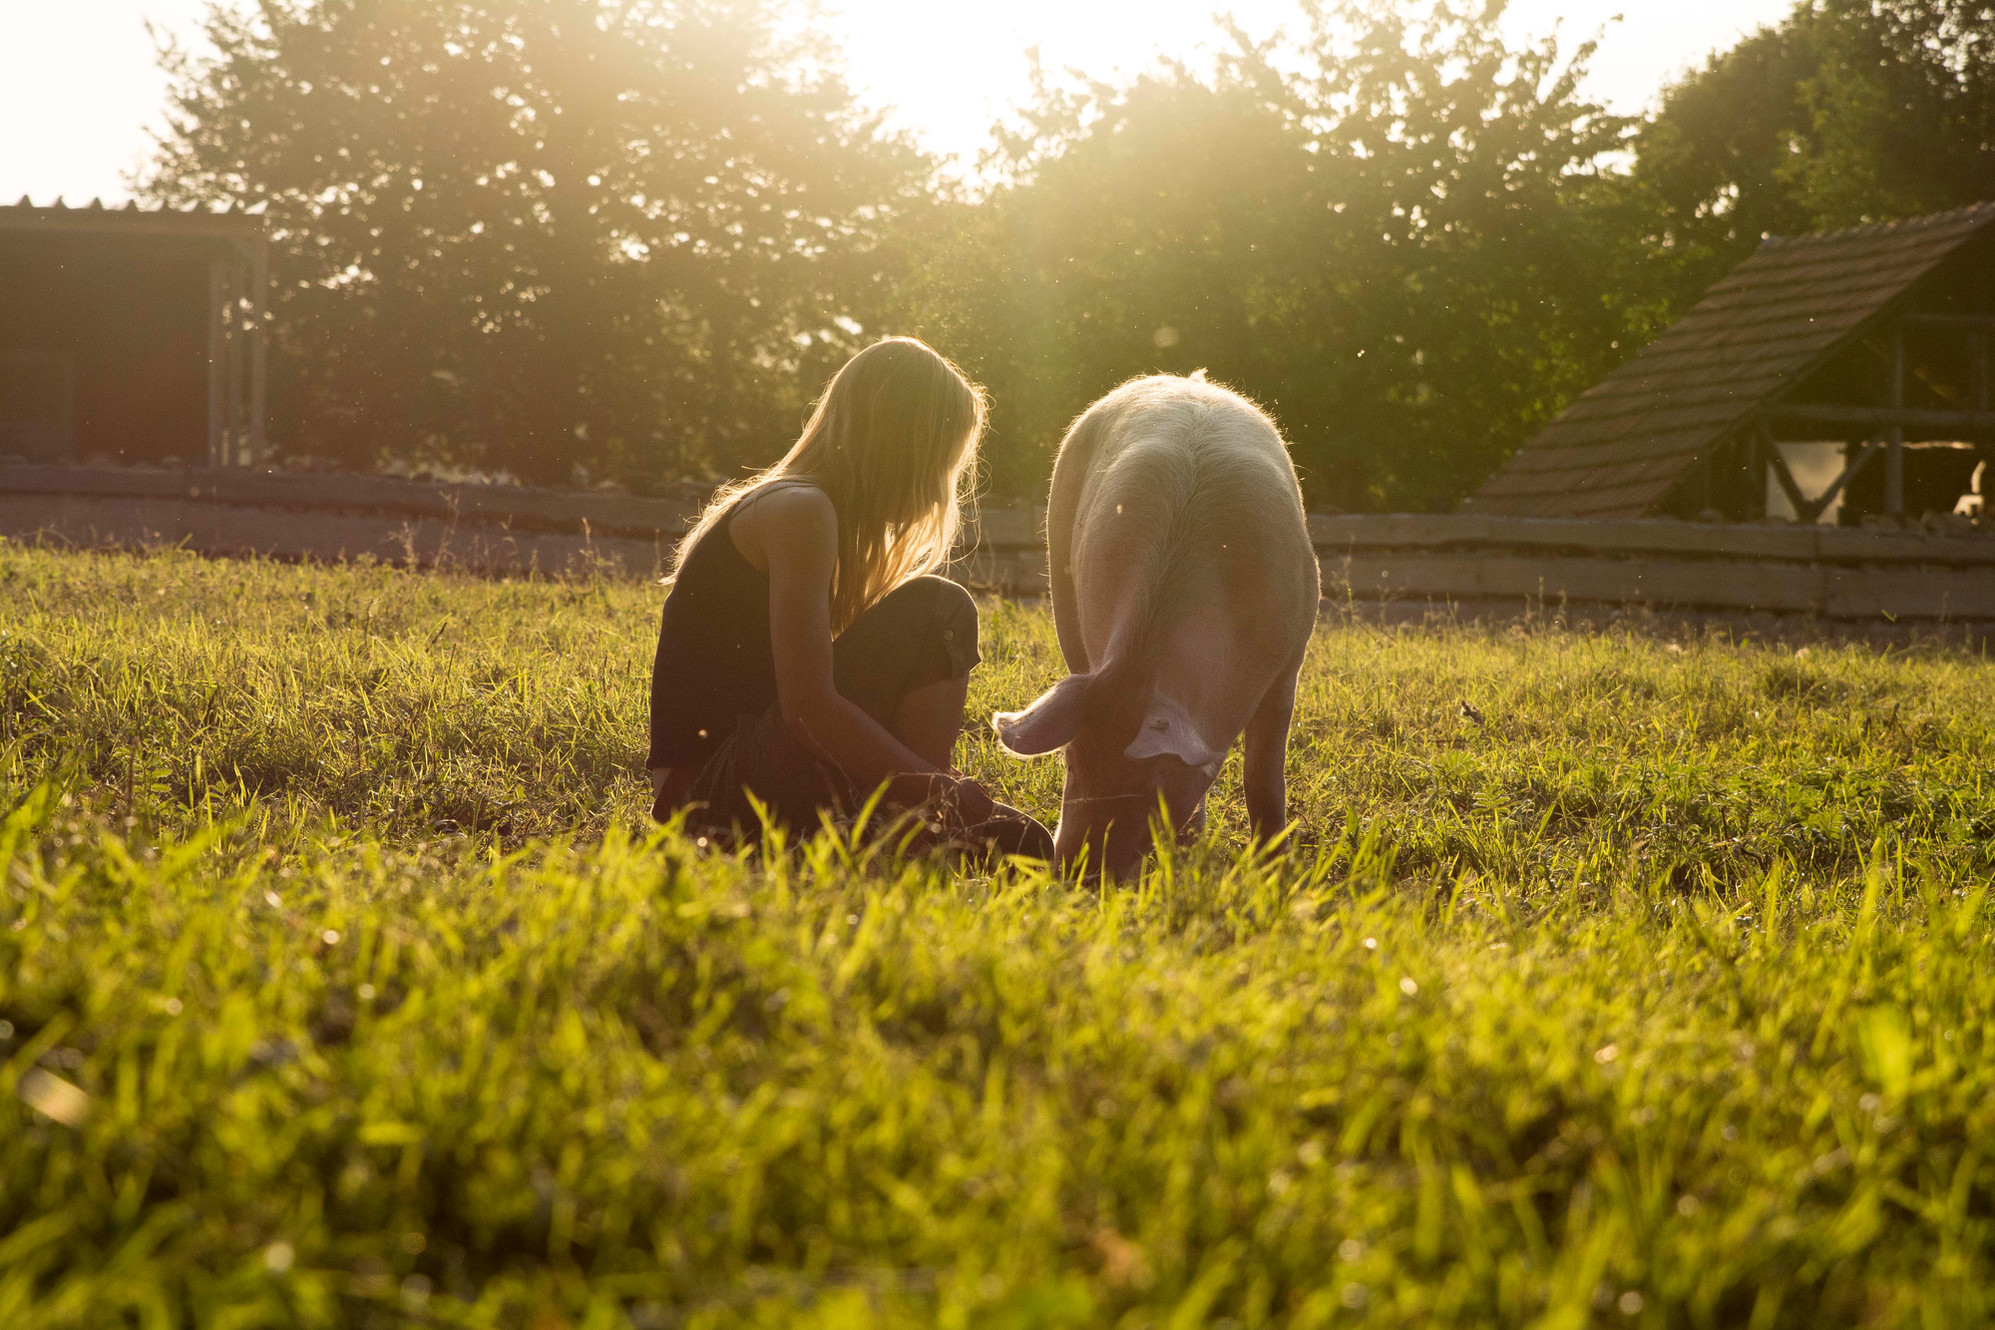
<box><xmin>3</xmin><ymin>542</ymin><xmax>1994</xmax><ymax>1328</ymax></box>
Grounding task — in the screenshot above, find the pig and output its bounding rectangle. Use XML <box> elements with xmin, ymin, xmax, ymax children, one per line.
<box><xmin>993</xmin><ymin>373</ymin><xmax>1320</xmax><ymax>876</ymax></box>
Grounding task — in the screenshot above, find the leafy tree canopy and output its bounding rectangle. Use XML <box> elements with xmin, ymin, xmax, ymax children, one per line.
<box><xmin>144</xmin><ymin>0</ymin><xmax>930</xmax><ymax>487</ymax></box>
<box><xmin>144</xmin><ymin>0</ymin><xmax>1995</xmax><ymax>509</ymax></box>
<box><xmin>899</xmin><ymin>1</ymin><xmax>1640</xmax><ymax>510</ymax></box>
<box><xmin>1631</xmin><ymin>0</ymin><xmax>1995</xmax><ymax>313</ymax></box>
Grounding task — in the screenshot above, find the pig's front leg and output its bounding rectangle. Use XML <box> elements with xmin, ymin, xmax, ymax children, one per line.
<box><xmin>1176</xmin><ymin>794</ymin><xmax>1207</xmax><ymax>845</ymax></box>
<box><xmin>1242</xmin><ymin>667</ymin><xmax>1299</xmax><ymax>844</ymax></box>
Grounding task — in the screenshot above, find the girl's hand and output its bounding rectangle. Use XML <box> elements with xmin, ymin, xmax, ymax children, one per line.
<box><xmin>942</xmin><ymin>774</ymin><xmax>999</xmax><ymax>826</ymax></box>
<box><xmin>887</xmin><ymin>771</ymin><xmax>996</xmax><ymax>824</ymax></box>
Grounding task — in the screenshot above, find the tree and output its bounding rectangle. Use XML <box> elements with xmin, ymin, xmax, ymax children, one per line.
<box><xmin>1797</xmin><ymin>1</ymin><xmax>1995</xmax><ymax>224</ymax></box>
<box><xmin>143</xmin><ymin>0</ymin><xmax>929</xmax><ymax>487</ymax></box>
<box><xmin>896</xmin><ymin>1</ymin><xmax>1640</xmax><ymax>511</ymax></box>
<box><xmin>1621</xmin><ymin>15</ymin><xmax>1826</xmax><ymax>302</ymax></box>
<box><xmin>1630</xmin><ymin>1</ymin><xmax>1995</xmax><ymax>315</ymax></box>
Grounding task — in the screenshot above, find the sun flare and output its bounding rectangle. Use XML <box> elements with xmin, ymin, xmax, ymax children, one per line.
<box><xmin>828</xmin><ymin>0</ymin><xmax>1793</xmax><ymax>163</ymax></box>
<box><xmin>2</xmin><ymin>0</ymin><xmax>1796</xmax><ymax>200</ymax></box>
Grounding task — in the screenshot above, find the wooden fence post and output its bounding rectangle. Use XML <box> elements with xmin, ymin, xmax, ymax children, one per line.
<box><xmin>205</xmin><ymin>258</ymin><xmax>226</xmax><ymax>468</ymax></box>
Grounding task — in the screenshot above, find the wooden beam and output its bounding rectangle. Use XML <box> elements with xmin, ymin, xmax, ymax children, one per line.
<box><xmin>1900</xmin><ymin>313</ymin><xmax>1995</xmax><ymax>329</ymax></box>
<box><xmin>1819</xmin><ymin>438</ymin><xmax>1886</xmax><ymax>521</ymax></box>
<box><xmin>1745</xmin><ymin>428</ymin><xmax>1763</xmax><ymax>520</ymax></box>
<box><xmin>226</xmin><ymin>254</ymin><xmax>246</xmax><ymax>467</ymax></box>
<box><xmin>1764</xmin><ymin>435</ymin><xmax>1886</xmax><ymax>524</ymax></box>
<box><xmin>1301</xmin><ymin>511</ymin><xmax>1995</xmax><ymax>565</ymax></box>
<box><xmin>205</xmin><ymin>259</ymin><xmax>225</xmax><ymax>468</ymax></box>
<box><xmin>0</xmin><ymin>463</ymin><xmax>707</xmax><ymax>538</ymax></box>
<box><xmin>247</xmin><ymin>240</ymin><xmax>268</xmax><ymax>464</ymax></box>
<box><xmin>1765</xmin><ymin>438</ymin><xmax>1814</xmax><ymax>519</ymax></box>
<box><xmin>1887</xmin><ymin>328</ymin><xmax>1905</xmax><ymax>516</ymax></box>
<box><xmin>1767</xmin><ymin>404</ymin><xmax>1995</xmax><ymax>431</ymax></box>
<box><xmin>1978</xmin><ymin>327</ymin><xmax>1990</xmax><ymax>414</ymax></box>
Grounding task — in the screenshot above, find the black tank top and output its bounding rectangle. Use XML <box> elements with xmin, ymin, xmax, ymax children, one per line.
<box><xmin>646</xmin><ymin>488</ymin><xmax>794</xmax><ymax>770</ymax></box>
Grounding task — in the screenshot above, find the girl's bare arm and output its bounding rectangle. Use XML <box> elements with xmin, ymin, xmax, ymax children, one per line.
<box><xmin>737</xmin><ymin>485</ymin><xmax>964</xmax><ymax>801</ymax></box>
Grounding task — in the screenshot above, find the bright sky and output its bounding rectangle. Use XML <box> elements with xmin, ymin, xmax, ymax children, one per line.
<box><xmin>1</xmin><ymin>0</ymin><xmax>1798</xmax><ymax>205</ymax></box>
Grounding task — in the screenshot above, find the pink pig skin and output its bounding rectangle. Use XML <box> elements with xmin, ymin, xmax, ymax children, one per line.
<box><xmin>995</xmin><ymin>372</ymin><xmax>1318</xmax><ymax>878</ymax></box>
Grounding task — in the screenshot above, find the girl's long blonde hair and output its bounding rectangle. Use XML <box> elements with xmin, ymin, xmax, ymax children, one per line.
<box><xmin>673</xmin><ymin>337</ymin><xmax>987</xmax><ymax>634</ymax></box>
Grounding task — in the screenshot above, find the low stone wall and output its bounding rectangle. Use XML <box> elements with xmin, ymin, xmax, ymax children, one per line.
<box><xmin>4</xmin><ymin>466</ymin><xmax>1991</xmax><ymax>623</ymax></box>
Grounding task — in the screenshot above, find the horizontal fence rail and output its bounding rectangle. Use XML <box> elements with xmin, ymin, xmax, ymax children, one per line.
<box><xmin>1303</xmin><ymin>514</ymin><xmax>1995</xmax><ymax>622</ymax></box>
<box><xmin>3</xmin><ymin>465</ymin><xmax>1991</xmax><ymax>621</ymax></box>
<box><xmin>0</xmin><ymin>464</ymin><xmax>704</xmax><ymax>580</ymax></box>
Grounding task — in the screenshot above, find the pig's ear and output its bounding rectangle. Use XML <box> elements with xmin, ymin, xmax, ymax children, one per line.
<box><xmin>1124</xmin><ymin>694</ymin><xmax>1222</xmax><ymax>770</ymax></box>
<box><xmin>993</xmin><ymin>674</ymin><xmax>1093</xmax><ymax>757</ymax></box>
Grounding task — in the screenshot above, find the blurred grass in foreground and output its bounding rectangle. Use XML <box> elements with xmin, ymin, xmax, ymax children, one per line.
<box><xmin>3</xmin><ymin>542</ymin><xmax>1995</xmax><ymax>1328</ymax></box>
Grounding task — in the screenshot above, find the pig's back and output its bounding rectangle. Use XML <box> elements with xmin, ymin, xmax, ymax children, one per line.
<box><xmin>1049</xmin><ymin>375</ymin><xmax>1317</xmax><ymax>672</ymax></box>
<box><xmin>1066</xmin><ymin>377</ymin><xmax>1301</xmax><ymax>532</ymax></box>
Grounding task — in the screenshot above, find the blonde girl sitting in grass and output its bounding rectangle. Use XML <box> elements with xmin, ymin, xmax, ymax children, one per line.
<box><xmin>647</xmin><ymin>337</ymin><xmax>1052</xmax><ymax>858</ymax></box>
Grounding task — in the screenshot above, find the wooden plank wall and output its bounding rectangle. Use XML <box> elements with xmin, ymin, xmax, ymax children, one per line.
<box><xmin>0</xmin><ymin>465</ymin><xmax>697</xmax><ymax>580</ymax></box>
<box><xmin>3</xmin><ymin>466</ymin><xmax>1991</xmax><ymax>621</ymax></box>
<box><xmin>1304</xmin><ymin>514</ymin><xmax>1995</xmax><ymax>621</ymax></box>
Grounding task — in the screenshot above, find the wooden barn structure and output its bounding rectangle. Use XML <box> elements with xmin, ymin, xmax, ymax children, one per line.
<box><xmin>0</xmin><ymin>199</ymin><xmax>267</xmax><ymax>468</ymax></box>
<box><xmin>1469</xmin><ymin>202</ymin><xmax>1995</xmax><ymax>524</ymax></box>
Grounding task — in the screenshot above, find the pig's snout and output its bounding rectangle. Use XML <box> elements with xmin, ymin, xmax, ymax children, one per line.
<box><xmin>1055</xmin><ymin>756</ymin><xmax>1216</xmax><ymax>879</ymax></box>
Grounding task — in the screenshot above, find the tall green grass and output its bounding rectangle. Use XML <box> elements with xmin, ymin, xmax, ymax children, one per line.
<box><xmin>3</xmin><ymin>543</ymin><xmax>1994</xmax><ymax>1327</ymax></box>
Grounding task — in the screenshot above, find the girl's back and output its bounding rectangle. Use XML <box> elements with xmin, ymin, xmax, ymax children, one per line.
<box><xmin>647</xmin><ymin>489</ymin><xmax>783</xmax><ymax>775</ymax></box>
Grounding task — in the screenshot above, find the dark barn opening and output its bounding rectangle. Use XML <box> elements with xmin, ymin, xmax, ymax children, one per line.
<box><xmin>0</xmin><ymin>201</ymin><xmax>266</xmax><ymax>467</ymax></box>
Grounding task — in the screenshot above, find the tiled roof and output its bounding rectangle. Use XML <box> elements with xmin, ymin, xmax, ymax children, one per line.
<box><xmin>1466</xmin><ymin>201</ymin><xmax>1995</xmax><ymax>518</ymax></box>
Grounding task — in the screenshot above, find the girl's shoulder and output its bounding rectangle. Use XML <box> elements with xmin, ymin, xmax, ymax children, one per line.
<box><xmin>728</xmin><ymin>479</ymin><xmax>837</xmax><ymax>574</ymax></box>
<box><xmin>731</xmin><ymin>476</ymin><xmax>831</xmax><ymax>522</ymax></box>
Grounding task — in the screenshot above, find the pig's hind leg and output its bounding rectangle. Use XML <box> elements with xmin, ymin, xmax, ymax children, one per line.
<box><xmin>1242</xmin><ymin>664</ymin><xmax>1300</xmax><ymax>845</ymax></box>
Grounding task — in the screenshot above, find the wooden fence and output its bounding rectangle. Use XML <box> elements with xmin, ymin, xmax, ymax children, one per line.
<box><xmin>0</xmin><ymin>464</ymin><xmax>702</xmax><ymax>580</ymax></box>
<box><xmin>1303</xmin><ymin>513</ymin><xmax>1995</xmax><ymax>622</ymax></box>
<box><xmin>3</xmin><ymin>465</ymin><xmax>1992</xmax><ymax>622</ymax></box>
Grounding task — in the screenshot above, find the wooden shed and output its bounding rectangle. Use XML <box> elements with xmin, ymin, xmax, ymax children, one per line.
<box><xmin>1469</xmin><ymin>203</ymin><xmax>1995</xmax><ymax>523</ymax></box>
<box><xmin>0</xmin><ymin>199</ymin><xmax>267</xmax><ymax>468</ymax></box>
